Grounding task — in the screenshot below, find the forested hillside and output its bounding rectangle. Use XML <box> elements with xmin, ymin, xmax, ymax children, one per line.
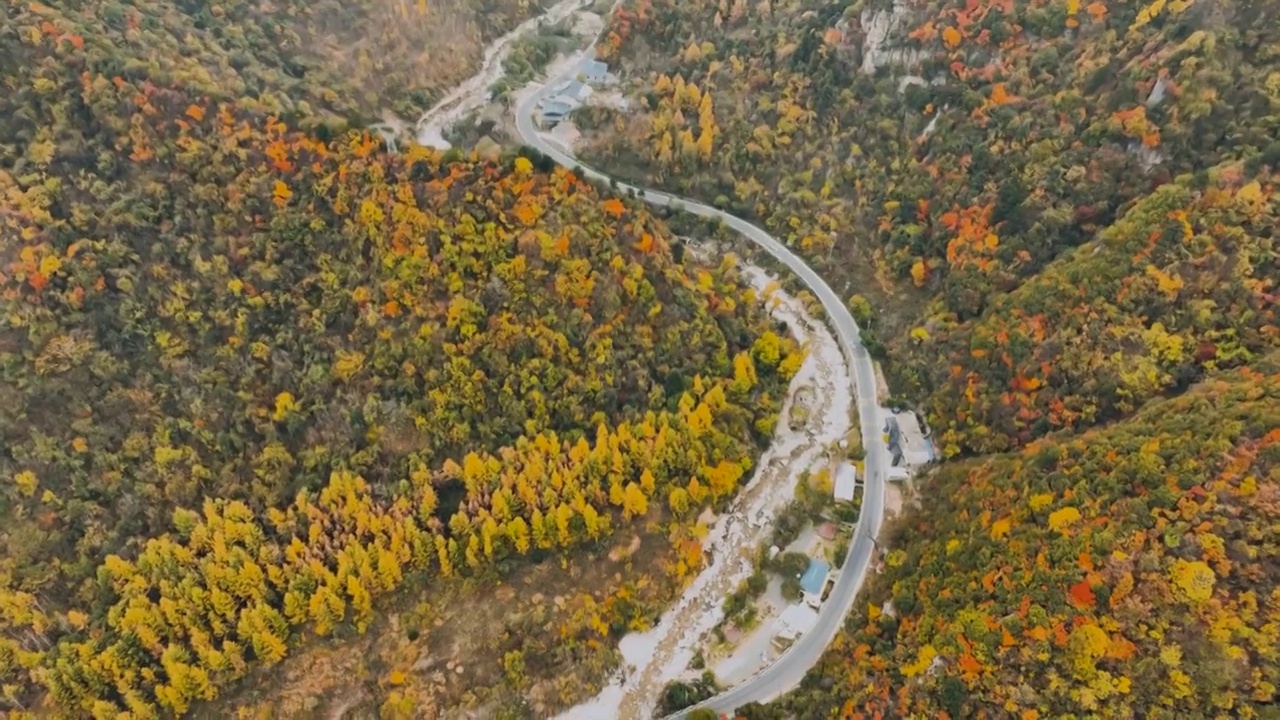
<box><xmin>3</xmin><ymin>0</ymin><xmax>543</xmax><ymax>127</ymax></box>
<box><xmin>767</xmin><ymin>359</ymin><xmax>1279</xmax><ymax>718</ymax></box>
<box><xmin>576</xmin><ymin>0</ymin><xmax>1279</xmax><ymax>715</ymax></box>
<box><xmin>0</xmin><ymin>1</ymin><xmax>798</xmax><ymax>716</ymax></box>
<box><xmin>582</xmin><ymin>0</ymin><xmax>1278</xmax><ymax>450</ymax></box>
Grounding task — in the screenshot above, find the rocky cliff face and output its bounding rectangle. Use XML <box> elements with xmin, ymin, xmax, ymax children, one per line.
<box><xmin>859</xmin><ymin>0</ymin><xmax>929</xmax><ymax>74</ymax></box>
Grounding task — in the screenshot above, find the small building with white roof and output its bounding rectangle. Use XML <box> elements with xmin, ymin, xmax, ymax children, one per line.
<box><xmin>773</xmin><ymin>602</ymin><xmax>818</xmax><ymax>643</ymax></box>
<box><xmin>833</xmin><ymin>462</ymin><xmax>857</xmax><ymax>503</ymax></box>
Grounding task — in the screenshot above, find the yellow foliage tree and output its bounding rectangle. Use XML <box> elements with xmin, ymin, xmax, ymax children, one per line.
<box><xmin>272</xmin><ymin>391</ymin><xmax>298</xmax><ymax>421</ymax></box>
<box><xmin>910</xmin><ymin>259</ymin><xmax>929</xmax><ymax>287</ymax></box>
<box><xmin>622</xmin><ymin>481</ymin><xmax>648</xmax><ymax>520</ymax></box>
<box><xmin>1169</xmin><ymin>559</ymin><xmax>1215</xmax><ymax>604</ymax></box>
<box><xmin>1068</xmin><ymin>623</ymin><xmax>1111</xmax><ymax>679</ymax></box>
<box><xmin>1047</xmin><ymin>506</ymin><xmax>1082</xmax><ymax>533</ymax></box>
<box><xmin>989</xmin><ymin>517</ymin><xmax>1011</xmax><ymax>540</ymax></box>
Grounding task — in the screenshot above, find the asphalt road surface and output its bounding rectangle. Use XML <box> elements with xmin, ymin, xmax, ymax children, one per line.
<box><xmin>515</xmin><ymin>56</ymin><xmax>889</xmax><ymax>719</ymax></box>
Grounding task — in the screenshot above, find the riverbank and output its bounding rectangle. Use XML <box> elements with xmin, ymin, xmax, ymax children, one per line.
<box><xmin>553</xmin><ymin>262</ymin><xmax>855</xmax><ymax>720</ymax></box>
<box><xmin>408</xmin><ymin>0</ymin><xmax>596</xmax><ymax>149</ymax></box>
<box><xmin>362</xmin><ymin>3</ymin><xmax>890</xmax><ymax>712</ymax></box>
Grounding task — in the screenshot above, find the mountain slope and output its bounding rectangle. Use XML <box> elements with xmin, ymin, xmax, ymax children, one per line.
<box><xmin>570</xmin><ymin>0</ymin><xmax>1280</xmax><ymax>715</ymax></box>
<box><xmin>776</xmin><ymin>358</ymin><xmax>1280</xmax><ymax>717</ymax></box>
<box><xmin>579</xmin><ymin>0</ymin><xmax>1279</xmax><ymax>451</ymax></box>
<box><xmin>3</xmin><ymin>0</ymin><xmax>543</xmax><ymax>127</ymax></box>
<box><xmin>0</xmin><ymin>1</ymin><xmax>797</xmax><ymax>715</ymax></box>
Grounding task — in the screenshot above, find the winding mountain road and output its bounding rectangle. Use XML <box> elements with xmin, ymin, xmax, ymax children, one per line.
<box><xmin>513</xmin><ymin>60</ymin><xmax>890</xmax><ymax>717</ymax></box>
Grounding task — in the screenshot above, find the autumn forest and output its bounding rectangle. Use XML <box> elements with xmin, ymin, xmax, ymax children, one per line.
<box><xmin>2</xmin><ymin>0</ymin><xmax>1278</xmax><ymax>717</ymax></box>
<box><xmin>0</xmin><ymin>0</ymin><xmax>808</xmax><ymax>715</ymax></box>
<box><xmin>577</xmin><ymin>0</ymin><xmax>1279</xmax><ymax>715</ymax></box>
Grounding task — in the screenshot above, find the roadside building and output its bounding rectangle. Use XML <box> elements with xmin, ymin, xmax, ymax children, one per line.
<box><xmin>885</xmin><ymin>410</ymin><xmax>935</xmax><ymax>468</ymax></box>
<box><xmin>536</xmin><ymin>99</ymin><xmax>577</xmax><ymax>128</ymax></box>
<box><xmin>560</xmin><ymin>79</ymin><xmax>593</xmax><ymax>102</ymax></box>
<box><xmin>773</xmin><ymin>603</ymin><xmax>818</xmax><ymax>644</ymax></box>
<box><xmin>799</xmin><ymin>558</ymin><xmax>831</xmax><ymax>608</ymax></box>
<box><xmin>581</xmin><ymin>58</ymin><xmax>610</xmax><ymax>84</ymax></box>
<box><xmin>896</xmin><ymin>411</ymin><xmax>934</xmax><ymax>466</ymax></box>
<box><xmin>535</xmin><ymin>80</ymin><xmax>594</xmax><ymax>128</ymax></box>
<box><xmin>833</xmin><ymin>462</ymin><xmax>857</xmax><ymax>503</ymax></box>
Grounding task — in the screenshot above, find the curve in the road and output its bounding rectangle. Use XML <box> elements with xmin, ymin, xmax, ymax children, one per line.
<box><xmin>514</xmin><ymin>59</ymin><xmax>889</xmax><ymax>718</ymax></box>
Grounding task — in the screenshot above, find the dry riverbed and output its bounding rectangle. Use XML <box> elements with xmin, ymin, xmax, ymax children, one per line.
<box><xmin>410</xmin><ymin>0</ymin><xmax>596</xmax><ymax>149</ymax></box>
<box><xmin>555</xmin><ymin>264</ymin><xmax>855</xmax><ymax>720</ymax></box>
<box><xmin>362</xmin><ymin>11</ymin><xmax>861</xmax><ymax>716</ymax></box>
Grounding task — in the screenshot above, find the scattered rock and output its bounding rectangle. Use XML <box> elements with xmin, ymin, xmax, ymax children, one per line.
<box><xmin>859</xmin><ymin>0</ymin><xmax>930</xmax><ymax>75</ymax></box>
<box><xmin>1146</xmin><ymin>74</ymin><xmax>1169</xmax><ymax>107</ymax></box>
<box><xmin>474</xmin><ymin>135</ymin><xmax>502</xmax><ymax>161</ymax></box>
<box><xmin>921</xmin><ymin>113</ymin><xmax>941</xmax><ymax>139</ymax></box>
<box><xmin>697</xmin><ymin>507</ymin><xmax>718</xmax><ymax>527</ymax></box>
<box><xmin>608</xmin><ymin>534</ymin><xmax>642</xmax><ymax>562</ymax></box>
<box><xmin>898</xmin><ymin>74</ymin><xmax>926</xmax><ymax>93</ymax></box>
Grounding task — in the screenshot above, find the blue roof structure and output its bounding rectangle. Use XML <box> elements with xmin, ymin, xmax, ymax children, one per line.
<box><xmin>799</xmin><ymin>558</ymin><xmax>831</xmax><ymax>595</ymax></box>
<box><xmin>582</xmin><ymin>59</ymin><xmax>609</xmax><ymax>80</ymax></box>
<box><xmin>539</xmin><ymin>100</ymin><xmax>576</xmax><ymax>122</ymax></box>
